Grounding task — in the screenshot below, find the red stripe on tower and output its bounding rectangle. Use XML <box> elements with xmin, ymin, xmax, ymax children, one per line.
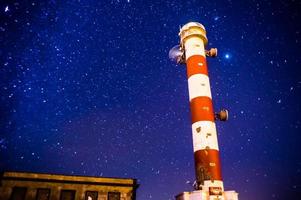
<box><xmin>190</xmin><ymin>96</ymin><xmax>215</xmax><ymax>123</ymax></box>
<box><xmin>186</xmin><ymin>55</ymin><xmax>208</xmax><ymax>78</ymax></box>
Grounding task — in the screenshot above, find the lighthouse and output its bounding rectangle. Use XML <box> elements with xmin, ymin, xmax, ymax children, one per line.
<box><xmin>170</xmin><ymin>22</ymin><xmax>239</xmax><ymax>200</ymax></box>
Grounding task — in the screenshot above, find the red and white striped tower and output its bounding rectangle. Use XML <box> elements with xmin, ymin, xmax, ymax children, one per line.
<box><xmin>173</xmin><ymin>22</ymin><xmax>238</xmax><ymax>200</ymax></box>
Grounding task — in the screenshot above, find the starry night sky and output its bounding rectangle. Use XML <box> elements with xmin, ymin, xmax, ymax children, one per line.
<box><xmin>1</xmin><ymin>0</ymin><xmax>301</xmax><ymax>199</ymax></box>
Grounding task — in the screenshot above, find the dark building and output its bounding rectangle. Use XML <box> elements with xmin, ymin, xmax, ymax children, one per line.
<box><xmin>0</xmin><ymin>171</ymin><xmax>138</xmax><ymax>200</ymax></box>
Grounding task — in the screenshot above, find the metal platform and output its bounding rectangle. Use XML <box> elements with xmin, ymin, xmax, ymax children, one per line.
<box><xmin>175</xmin><ymin>190</ymin><xmax>238</xmax><ymax>200</ymax></box>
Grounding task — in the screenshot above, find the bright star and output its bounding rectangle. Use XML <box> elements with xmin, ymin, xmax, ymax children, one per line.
<box><xmin>224</xmin><ymin>53</ymin><xmax>230</xmax><ymax>59</ymax></box>
<box><xmin>5</xmin><ymin>6</ymin><xmax>9</xmax><ymax>12</ymax></box>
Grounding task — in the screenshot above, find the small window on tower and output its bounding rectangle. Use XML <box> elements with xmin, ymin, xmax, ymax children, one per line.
<box><xmin>202</xmin><ymin>106</ymin><xmax>209</xmax><ymax>111</ymax></box>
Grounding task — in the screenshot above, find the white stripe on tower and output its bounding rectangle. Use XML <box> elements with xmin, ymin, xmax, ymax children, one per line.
<box><xmin>188</xmin><ymin>74</ymin><xmax>212</xmax><ymax>101</ymax></box>
<box><xmin>192</xmin><ymin>121</ymin><xmax>219</xmax><ymax>151</ymax></box>
<box><xmin>184</xmin><ymin>37</ymin><xmax>206</xmax><ymax>58</ymax></box>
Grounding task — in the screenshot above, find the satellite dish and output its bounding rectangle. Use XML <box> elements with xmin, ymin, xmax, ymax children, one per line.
<box><xmin>169</xmin><ymin>45</ymin><xmax>185</xmax><ymax>64</ymax></box>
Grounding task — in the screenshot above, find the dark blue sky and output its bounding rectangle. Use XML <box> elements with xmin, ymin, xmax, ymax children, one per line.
<box><xmin>1</xmin><ymin>0</ymin><xmax>301</xmax><ymax>199</ymax></box>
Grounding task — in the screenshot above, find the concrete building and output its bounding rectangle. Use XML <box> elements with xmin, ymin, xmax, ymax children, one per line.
<box><xmin>0</xmin><ymin>171</ymin><xmax>138</xmax><ymax>200</ymax></box>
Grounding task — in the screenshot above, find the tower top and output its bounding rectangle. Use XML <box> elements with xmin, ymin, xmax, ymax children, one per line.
<box><xmin>179</xmin><ymin>22</ymin><xmax>208</xmax><ymax>48</ymax></box>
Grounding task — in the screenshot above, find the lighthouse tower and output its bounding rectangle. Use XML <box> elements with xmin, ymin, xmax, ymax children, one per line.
<box><xmin>171</xmin><ymin>22</ymin><xmax>239</xmax><ymax>200</ymax></box>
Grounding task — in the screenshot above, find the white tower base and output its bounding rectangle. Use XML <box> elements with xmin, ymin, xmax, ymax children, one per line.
<box><xmin>175</xmin><ymin>190</ymin><xmax>238</xmax><ymax>200</ymax></box>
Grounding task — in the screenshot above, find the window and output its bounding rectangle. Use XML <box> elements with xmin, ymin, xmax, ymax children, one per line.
<box><xmin>9</xmin><ymin>187</ymin><xmax>27</xmax><ymax>200</ymax></box>
<box><xmin>108</xmin><ymin>192</ymin><xmax>120</xmax><ymax>200</ymax></box>
<box><xmin>60</xmin><ymin>190</ymin><xmax>75</xmax><ymax>200</ymax></box>
<box><xmin>85</xmin><ymin>191</ymin><xmax>98</xmax><ymax>200</ymax></box>
<box><xmin>36</xmin><ymin>188</ymin><xmax>50</xmax><ymax>200</ymax></box>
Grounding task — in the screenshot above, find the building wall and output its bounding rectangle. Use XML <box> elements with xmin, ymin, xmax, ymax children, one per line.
<box><xmin>0</xmin><ymin>172</ymin><xmax>138</xmax><ymax>200</ymax></box>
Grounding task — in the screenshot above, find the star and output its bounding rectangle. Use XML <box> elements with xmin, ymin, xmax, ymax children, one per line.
<box><xmin>4</xmin><ymin>6</ymin><xmax>9</xmax><ymax>13</ymax></box>
<box><xmin>224</xmin><ymin>53</ymin><xmax>231</xmax><ymax>59</ymax></box>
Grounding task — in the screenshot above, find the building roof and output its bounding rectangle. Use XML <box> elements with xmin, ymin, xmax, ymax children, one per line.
<box><xmin>1</xmin><ymin>171</ymin><xmax>138</xmax><ymax>188</ymax></box>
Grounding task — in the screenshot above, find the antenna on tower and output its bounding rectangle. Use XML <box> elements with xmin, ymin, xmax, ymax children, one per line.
<box><xmin>168</xmin><ymin>45</ymin><xmax>185</xmax><ymax>64</ymax></box>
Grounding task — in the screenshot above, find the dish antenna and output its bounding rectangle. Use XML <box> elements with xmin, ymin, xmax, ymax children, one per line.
<box><xmin>169</xmin><ymin>45</ymin><xmax>185</xmax><ymax>64</ymax></box>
